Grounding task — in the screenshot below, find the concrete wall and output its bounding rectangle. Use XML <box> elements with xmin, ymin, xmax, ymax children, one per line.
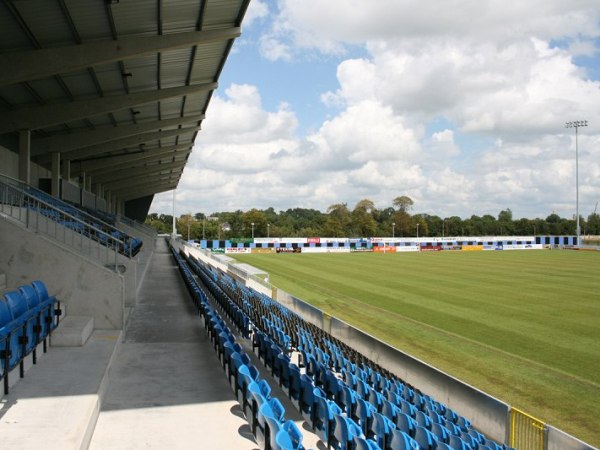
<box><xmin>330</xmin><ymin>316</ymin><xmax>509</xmax><ymax>443</ymax></box>
<box><xmin>547</xmin><ymin>426</ymin><xmax>596</xmax><ymax>450</ymax></box>
<box><xmin>0</xmin><ymin>216</ymin><xmax>125</xmax><ymax>329</ymax></box>
<box><xmin>0</xmin><ymin>145</ymin><xmax>51</xmax><ymax>187</ymax></box>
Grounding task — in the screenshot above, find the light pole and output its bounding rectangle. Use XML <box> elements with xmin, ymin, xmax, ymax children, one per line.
<box><xmin>251</xmin><ymin>222</ymin><xmax>255</xmax><ymax>239</ymax></box>
<box><xmin>392</xmin><ymin>222</ymin><xmax>395</xmax><ymax>239</ymax></box>
<box><xmin>565</xmin><ymin>120</ymin><xmax>587</xmax><ymax>246</ymax></box>
<box><xmin>267</xmin><ymin>223</ymin><xmax>270</xmax><ymax>239</ymax></box>
<box><xmin>416</xmin><ymin>223</ymin><xmax>419</xmax><ymax>238</ymax></box>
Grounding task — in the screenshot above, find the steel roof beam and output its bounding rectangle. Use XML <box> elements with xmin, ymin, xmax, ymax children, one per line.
<box><xmin>75</xmin><ymin>143</ymin><xmax>191</xmax><ymax>174</ymax></box>
<box><xmin>83</xmin><ymin>153</ymin><xmax>188</xmax><ymax>180</ymax></box>
<box><xmin>0</xmin><ymin>28</ymin><xmax>241</xmax><ymax>86</ymax></box>
<box><xmin>103</xmin><ymin>171</ymin><xmax>182</xmax><ymax>191</ymax></box>
<box><xmin>34</xmin><ymin>126</ymin><xmax>199</xmax><ymax>165</ymax></box>
<box><xmin>93</xmin><ymin>160</ymin><xmax>186</xmax><ymax>184</ymax></box>
<box><xmin>116</xmin><ymin>182</ymin><xmax>178</xmax><ymax>201</ymax></box>
<box><xmin>31</xmin><ymin>116</ymin><xmax>201</xmax><ymax>156</ymax></box>
<box><xmin>0</xmin><ymin>82</ymin><xmax>216</xmax><ymax>134</ymax></box>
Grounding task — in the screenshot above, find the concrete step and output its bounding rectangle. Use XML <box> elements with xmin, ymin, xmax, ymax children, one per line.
<box><xmin>51</xmin><ymin>316</ymin><xmax>94</xmax><ymax>347</ymax></box>
<box><xmin>0</xmin><ymin>330</ymin><xmax>121</xmax><ymax>450</ymax></box>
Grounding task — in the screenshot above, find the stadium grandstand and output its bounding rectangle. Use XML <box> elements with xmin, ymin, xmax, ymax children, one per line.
<box><xmin>0</xmin><ymin>1</ymin><xmax>596</xmax><ymax>450</ymax></box>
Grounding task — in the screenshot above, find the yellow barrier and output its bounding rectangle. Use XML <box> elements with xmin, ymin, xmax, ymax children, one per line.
<box><xmin>510</xmin><ymin>408</ymin><xmax>546</xmax><ymax>450</ymax></box>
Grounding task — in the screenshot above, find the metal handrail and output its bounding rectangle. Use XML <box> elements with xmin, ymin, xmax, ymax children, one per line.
<box><xmin>0</xmin><ymin>173</ymin><xmax>137</xmax><ymax>251</ymax></box>
<box><xmin>0</xmin><ymin>178</ymin><xmax>130</xmax><ymax>266</ymax></box>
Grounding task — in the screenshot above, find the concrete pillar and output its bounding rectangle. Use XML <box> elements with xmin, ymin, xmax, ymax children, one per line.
<box><xmin>62</xmin><ymin>160</ymin><xmax>71</xmax><ymax>182</ymax></box>
<box><xmin>105</xmin><ymin>190</ymin><xmax>111</xmax><ymax>211</ymax></box>
<box><xmin>18</xmin><ymin>129</ymin><xmax>31</xmax><ymax>184</ymax></box>
<box><xmin>51</xmin><ymin>152</ymin><xmax>61</xmax><ymax>197</ymax></box>
<box><xmin>85</xmin><ymin>175</ymin><xmax>92</xmax><ymax>191</ymax></box>
<box><xmin>112</xmin><ymin>194</ymin><xmax>117</xmax><ymax>214</ymax></box>
<box><xmin>79</xmin><ymin>172</ymin><xmax>86</xmax><ymax>189</ymax></box>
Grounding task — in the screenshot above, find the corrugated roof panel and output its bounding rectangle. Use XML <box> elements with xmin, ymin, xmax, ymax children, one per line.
<box><xmin>111</xmin><ymin>109</ymin><xmax>135</xmax><ymax>124</ymax></box>
<box><xmin>63</xmin><ymin>0</ymin><xmax>112</xmax><ymax>41</ymax></box>
<box><xmin>93</xmin><ymin>63</ymin><xmax>127</xmax><ymax>96</ymax></box>
<box><xmin>160</xmin><ymin>48</ymin><xmax>193</xmax><ymax>88</ymax></box>
<box><xmin>0</xmin><ymin>5</ymin><xmax>33</xmax><ymax>51</ymax></box>
<box><xmin>202</xmin><ymin>0</ymin><xmax>243</xmax><ymax>29</ymax></box>
<box><xmin>182</xmin><ymin>92</ymin><xmax>211</xmax><ymax>117</ymax></box>
<box><xmin>123</xmin><ymin>54</ymin><xmax>159</xmax><ymax>91</ymax></box>
<box><xmin>189</xmin><ymin>41</ymin><xmax>228</xmax><ymax>83</ymax></box>
<box><xmin>158</xmin><ymin>97</ymin><xmax>185</xmax><ymax>115</ymax></box>
<box><xmin>161</xmin><ymin>0</ymin><xmax>200</xmax><ymax>34</ymax></box>
<box><xmin>60</xmin><ymin>70</ymin><xmax>101</xmax><ymax>98</ymax></box>
<box><xmin>86</xmin><ymin>115</ymin><xmax>115</xmax><ymax>129</ymax></box>
<box><xmin>130</xmin><ymin>103</ymin><xmax>159</xmax><ymax>122</ymax></box>
<box><xmin>27</xmin><ymin>78</ymin><xmax>73</xmax><ymax>103</ymax></box>
<box><xmin>13</xmin><ymin>1</ymin><xmax>74</xmax><ymax>47</ymax></box>
<box><xmin>0</xmin><ymin>83</ymin><xmax>39</xmax><ymax>108</ymax></box>
<box><xmin>111</xmin><ymin>2</ymin><xmax>157</xmax><ymax>37</ymax></box>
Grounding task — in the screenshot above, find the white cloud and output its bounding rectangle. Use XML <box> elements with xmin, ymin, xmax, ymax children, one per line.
<box><xmin>152</xmin><ymin>1</ymin><xmax>600</xmax><ymax>220</ymax></box>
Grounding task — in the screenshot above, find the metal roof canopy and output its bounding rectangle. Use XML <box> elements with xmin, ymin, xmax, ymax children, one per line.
<box><xmin>0</xmin><ymin>0</ymin><xmax>249</xmax><ymax>217</ymax></box>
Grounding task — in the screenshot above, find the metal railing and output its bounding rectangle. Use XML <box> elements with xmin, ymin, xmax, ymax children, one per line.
<box><xmin>0</xmin><ymin>176</ymin><xmax>128</xmax><ymax>267</ymax></box>
<box><xmin>510</xmin><ymin>408</ymin><xmax>547</xmax><ymax>450</ymax></box>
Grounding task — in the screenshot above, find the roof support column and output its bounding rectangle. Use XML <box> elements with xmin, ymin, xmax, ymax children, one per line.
<box><xmin>105</xmin><ymin>190</ymin><xmax>111</xmax><ymax>211</ymax></box>
<box><xmin>51</xmin><ymin>152</ymin><xmax>60</xmax><ymax>197</ymax></box>
<box><xmin>18</xmin><ymin>129</ymin><xmax>31</xmax><ymax>185</ymax></box>
<box><xmin>61</xmin><ymin>159</ymin><xmax>71</xmax><ymax>182</ymax></box>
<box><xmin>85</xmin><ymin>175</ymin><xmax>92</xmax><ymax>192</ymax></box>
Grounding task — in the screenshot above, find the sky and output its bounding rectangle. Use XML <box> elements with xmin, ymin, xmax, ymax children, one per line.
<box><xmin>151</xmin><ymin>0</ymin><xmax>600</xmax><ymax>220</ymax></box>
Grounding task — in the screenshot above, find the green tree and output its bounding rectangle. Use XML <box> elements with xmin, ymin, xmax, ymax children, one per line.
<box><xmin>352</xmin><ymin>199</ymin><xmax>378</xmax><ymax>237</ymax></box>
<box><xmin>324</xmin><ymin>203</ymin><xmax>351</xmax><ymax>237</ymax></box>
<box><xmin>393</xmin><ymin>195</ymin><xmax>414</xmax><ymax>212</ymax></box>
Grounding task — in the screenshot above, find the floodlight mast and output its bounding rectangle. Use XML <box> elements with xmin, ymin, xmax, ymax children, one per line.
<box><xmin>565</xmin><ymin>120</ymin><xmax>588</xmax><ymax>246</ymax></box>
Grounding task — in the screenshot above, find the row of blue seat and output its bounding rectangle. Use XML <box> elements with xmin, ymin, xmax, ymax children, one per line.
<box><xmin>171</xmin><ymin>248</ymin><xmax>305</xmax><ymax>450</ymax></box>
<box><xmin>176</xmin><ymin>248</ymin><xmax>512</xmax><ymax>450</ymax></box>
<box><xmin>0</xmin><ymin>280</ymin><xmax>61</xmax><ymax>394</ymax></box>
<box><xmin>26</xmin><ymin>188</ymin><xmax>143</xmax><ymax>257</ymax></box>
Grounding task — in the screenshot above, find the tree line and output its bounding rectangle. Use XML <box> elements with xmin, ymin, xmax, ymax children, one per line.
<box><xmin>145</xmin><ymin>196</ymin><xmax>600</xmax><ymax>241</ymax></box>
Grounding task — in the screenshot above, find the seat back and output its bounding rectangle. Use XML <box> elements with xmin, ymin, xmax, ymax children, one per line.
<box><xmin>414</xmin><ymin>425</ymin><xmax>437</xmax><ymax>450</ymax></box>
<box><xmin>31</xmin><ymin>280</ymin><xmax>51</xmax><ymax>302</ymax></box>
<box><xmin>18</xmin><ymin>285</ymin><xmax>40</xmax><ymax>309</ymax></box>
<box><xmin>282</xmin><ymin>420</ymin><xmax>303</xmax><ymax>449</ymax></box>
<box><xmin>3</xmin><ymin>291</ymin><xmax>28</xmax><ymax>320</ymax></box>
<box><xmin>390</xmin><ymin>429</ymin><xmax>420</xmax><ymax>450</ymax></box>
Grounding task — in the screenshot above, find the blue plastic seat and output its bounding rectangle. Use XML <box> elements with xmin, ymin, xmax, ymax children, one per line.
<box><xmin>415</xmin><ymin>410</ymin><xmax>432</xmax><ymax>430</ymax></box>
<box><xmin>274</xmin><ymin>428</ymin><xmax>295</xmax><ymax>450</ymax></box>
<box><xmin>369</xmin><ymin>411</ymin><xmax>395</xmax><ymax>449</ymax></box>
<box><xmin>414</xmin><ymin>425</ymin><xmax>437</xmax><ymax>450</ymax></box>
<box><xmin>354</xmin><ymin>397</ymin><xmax>375</xmax><ymax>436</ymax></box>
<box><xmin>389</xmin><ymin>429</ymin><xmax>420</xmax><ymax>450</ymax></box>
<box><xmin>288</xmin><ymin>363</ymin><xmax>301</xmax><ymax>400</ymax></box>
<box><xmin>431</xmin><ymin>422</ymin><xmax>451</xmax><ymax>443</ymax></box>
<box><xmin>18</xmin><ymin>285</ymin><xmax>50</xmax><ymax>346</ymax></box>
<box><xmin>282</xmin><ymin>420</ymin><xmax>303</xmax><ymax>450</ymax></box>
<box><xmin>299</xmin><ymin>374</ymin><xmax>315</xmax><ymax>416</ymax></box>
<box><xmin>448</xmin><ymin>434</ymin><xmax>472</xmax><ymax>450</ymax></box>
<box><xmin>332</xmin><ymin>413</ymin><xmax>362</xmax><ymax>450</ymax></box>
<box><xmin>395</xmin><ymin>411</ymin><xmax>416</xmax><ymax>437</ymax></box>
<box><xmin>31</xmin><ymin>280</ymin><xmax>60</xmax><ymax>330</ymax></box>
<box><xmin>3</xmin><ymin>291</ymin><xmax>35</xmax><ymax>358</ymax></box>
<box><xmin>353</xmin><ymin>436</ymin><xmax>381</xmax><ymax>450</ymax></box>
<box><xmin>0</xmin><ymin>299</ymin><xmax>24</xmax><ymax>392</ymax></box>
<box><xmin>338</xmin><ymin>384</ymin><xmax>357</xmax><ymax>417</ymax></box>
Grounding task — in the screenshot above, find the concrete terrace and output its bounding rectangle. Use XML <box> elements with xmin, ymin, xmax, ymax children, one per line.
<box><xmin>0</xmin><ymin>238</ymin><xmax>321</xmax><ymax>449</ymax></box>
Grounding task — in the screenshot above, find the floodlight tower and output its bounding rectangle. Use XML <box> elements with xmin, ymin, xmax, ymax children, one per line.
<box><xmin>565</xmin><ymin>120</ymin><xmax>588</xmax><ymax>246</ymax></box>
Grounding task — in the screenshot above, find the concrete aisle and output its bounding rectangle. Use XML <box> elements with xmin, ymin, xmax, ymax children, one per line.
<box><xmin>89</xmin><ymin>239</ymin><xmax>258</xmax><ymax>450</ymax></box>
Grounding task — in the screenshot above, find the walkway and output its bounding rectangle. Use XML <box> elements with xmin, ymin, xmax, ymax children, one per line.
<box><xmin>89</xmin><ymin>238</ymin><xmax>257</xmax><ymax>449</ymax></box>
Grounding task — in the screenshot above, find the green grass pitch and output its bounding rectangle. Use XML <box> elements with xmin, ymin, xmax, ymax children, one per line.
<box><xmin>233</xmin><ymin>250</ymin><xmax>600</xmax><ymax>447</ymax></box>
